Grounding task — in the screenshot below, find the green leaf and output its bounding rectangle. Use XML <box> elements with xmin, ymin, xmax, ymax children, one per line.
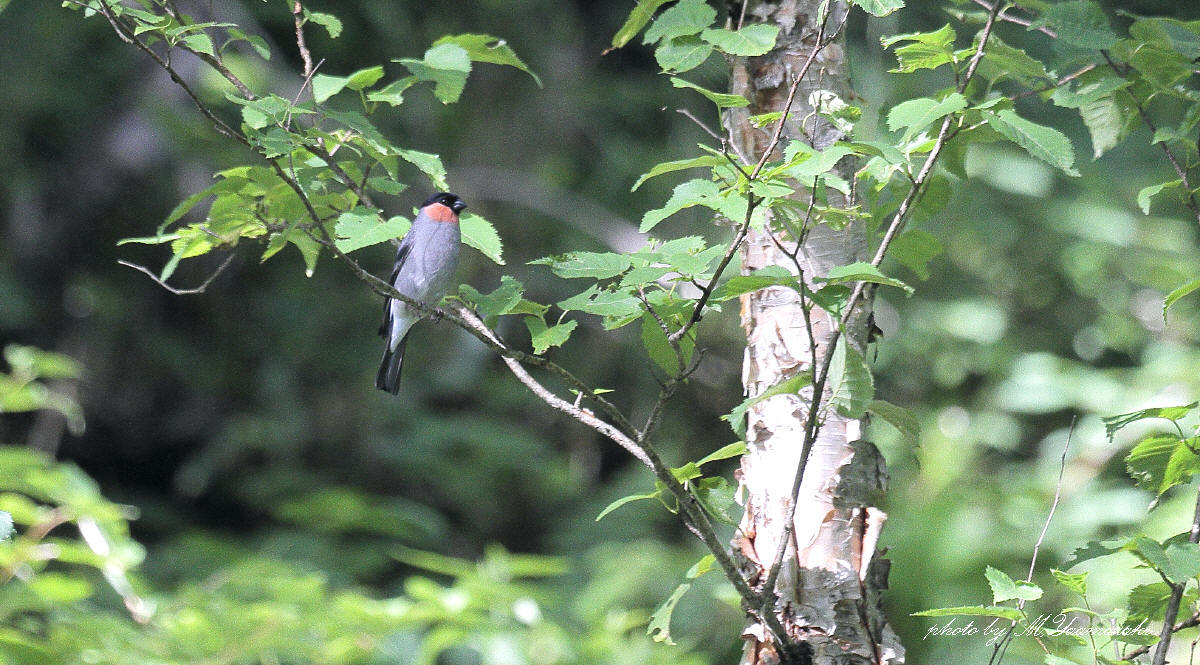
<box><xmin>851</xmin><ymin>0</ymin><xmax>905</xmax><ymax>17</ymax></box>
<box><xmin>647</xmin><ymin>582</ymin><xmax>692</xmax><ymax>645</ymax></box>
<box><xmin>596</xmin><ymin>490</ymin><xmax>662</xmax><ymax>521</ymax></box>
<box><xmin>986</xmin><ymin>566</ymin><xmax>1043</xmax><ymax>603</ymax></box>
<box><xmin>398</xmin><ymin>43</ymin><xmax>472</xmax><ymax>104</ymax></box>
<box><xmin>694</xmin><ymin>476</ymin><xmax>737</xmax><ymax>524</ymax></box>
<box><xmin>644</xmin><ymin>0</ymin><xmax>715</xmax><ymax>44</ymax></box>
<box><xmin>984</xmin><ymin>109</ymin><xmax>1079</xmax><ymax>176</ymax></box>
<box><xmin>887</xmin><ymin>94</ymin><xmax>967</xmax><ymax>143</ymax></box>
<box><xmin>1029</xmin><ymin>0</ymin><xmax>1118</xmax><ymax>50</ymax></box>
<box><xmin>821</xmin><ymin>262</ymin><xmax>914</xmax><ymax>295</ymax></box>
<box><xmin>975</xmin><ymin>34</ymin><xmax>1052</xmax><ymax>87</ymax></box>
<box><xmin>530</xmin><ymin>252</ymin><xmax>632</xmax><ymax>279</ymax></box>
<box><xmin>670</xmin><ymin>77</ymin><xmax>748</xmax><ymax>108</ymax></box>
<box><xmin>460</xmin><ymin>212</ymin><xmax>505</xmax><ymax>265</ymax></box>
<box><xmin>524</xmin><ymin>317</ymin><xmax>577</xmax><ymax>354</ymax></box>
<box><xmin>334</xmin><ymin>209</ymin><xmax>408</xmax><ymax>254</ymax></box>
<box><xmin>434</xmin><ymin>33</ymin><xmax>542</xmax><ymax>86</ymax></box>
<box><xmin>640</xmin><ymin>313</ymin><xmax>693</xmax><ymax>375</ymax></box>
<box><xmin>686</xmin><ymin>554</ymin><xmax>716</xmax><ymax>578</ymax></box>
<box><xmin>1104</xmin><ymin>403</ymin><xmax>1197</xmax><ymax>438</ymax></box>
<box><xmin>1132</xmin><ymin>537</ymin><xmax>1200</xmax><ymax>584</ymax></box>
<box><xmin>611</xmin><ymin>0</ymin><xmax>673</xmax><ymax>50</ymax></box>
<box><xmin>632</xmin><ymin>154</ymin><xmax>727</xmax><ymax>192</ymax></box>
<box><xmin>303</xmin><ymin>10</ymin><xmax>343</xmax><ymax>39</ymax></box>
<box><xmin>228</xmin><ymin>27</ymin><xmax>270</xmax><ymax>60</ymax></box>
<box><xmin>558</xmin><ymin>286</ymin><xmax>642</xmax><ymax>320</ymax></box>
<box><xmin>888</xmin><ymin>229</ymin><xmax>942</xmax><ymax>280</ymax></box>
<box><xmin>1165</xmin><ymin>278</ymin><xmax>1200</xmax><ymax>317</ymax></box>
<box><xmin>1137</xmin><ymin>180</ymin><xmax>1184</xmax><ymax>215</ymax></box>
<box><xmin>911</xmin><ymin>606</ymin><xmax>1024</xmax><ymax>620</ymax></box>
<box><xmin>395</xmin><ymin>148</ymin><xmax>448</xmax><ymax>190</ymax></box>
<box><xmin>868</xmin><ymin>399</ymin><xmax>920</xmax><ymax>443</ymax></box>
<box><xmin>460</xmin><ymin>276</ymin><xmax>525</xmax><ymax>323</ymax></box>
<box><xmin>827</xmin><ymin>341</ymin><xmax>874</xmax><ymax>418</ymax></box>
<box><xmin>1052</xmin><ymin>569</ymin><xmax>1088</xmax><ymax>597</ymax></box>
<box><xmin>654</xmin><ymin>35</ymin><xmax>713</xmax><ymax>73</ymax></box>
<box><xmin>699</xmin><ymin>24</ymin><xmax>779</xmax><ymax>57</ymax></box>
<box><xmin>713</xmin><ymin>266</ymin><xmax>799</xmax><ymax>301</ymax></box>
<box><xmin>641</xmin><ymin>178</ymin><xmax>725</xmax><ymax>232</ymax></box>
<box><xmin>697</xmin><ymin>441</ymin><xmax>747</xmax><ymax>467</ymax></box>
<box><xmin>882</xmin><ymin>24</ymin><xmax>957</xmax><ymax>74</ymax></box>
<box><xmin>366</xmin><ymin>77</ymin><xmax>418</xmax><ymax>106</ymax></box>
<box><xmin>724</xmin><ymin>373</ymin><xmax>812</xmax><ymax>438</ymax></box>
<box><xmin>1126</xmin><ymin>434</ymin><xmax>1200</xmax><ymax>497</ymax></box>
<box><xmin>182</xmin><ymin>32</ymin><xmax>215</xmax><ymax>57</ymax></box>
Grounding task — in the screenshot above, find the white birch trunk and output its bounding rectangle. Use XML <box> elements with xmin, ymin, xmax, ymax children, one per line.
<box><xmin>726</xmin><ymin>2</ymin><xmax>905</xmax><ymax>663</ymax></box>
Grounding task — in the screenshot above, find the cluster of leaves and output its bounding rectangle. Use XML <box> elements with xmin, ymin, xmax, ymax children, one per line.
<box><xmin>915</xmin><ymin>403</ymin><xmax>1200</xmax><ymax>663</ymax></box>
<box><xmin>0</xmin><ymin>345</ymin><xmax>83</xmax><ymax>435</ymax></box>
<box><xmin>69</xmin><ymin>0</ymin><xmax>533</xmax><ymax>279</ymax></box>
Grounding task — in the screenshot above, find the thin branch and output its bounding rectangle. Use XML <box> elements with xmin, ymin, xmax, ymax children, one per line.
<box><xmin>1010</xmin><ymin>63</ymin><xmax>1097</xmax><ymax>101</ymax></box>
<box><xmin>670</xmin><ymin>205</ymin><xmax>755</xmax><ymax>344</ymax></box>
<box><xmin>118</xmin><ymin>253</ymin><xmax>236</xmax><ymax>295</ymax></box>
<box><xmin>971</xmin><ymin>0</ymin><xmax>1057</xmax><ymax>38</ymax></box>
<box><xmin>293</xmin><ymin>1</ymin><xmax>315</xmax><ymax>81</ymax></box>
<box><xmin>1124</xmin><ymin>613</ymin><xmax>1200</xmax><ymax>661</ymax></box>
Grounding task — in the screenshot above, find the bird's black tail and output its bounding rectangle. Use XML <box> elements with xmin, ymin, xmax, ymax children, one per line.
<box><xmin>375</xmin><ymin>336</ymin><xmax>409</xmax><ymax>395</ymax></box>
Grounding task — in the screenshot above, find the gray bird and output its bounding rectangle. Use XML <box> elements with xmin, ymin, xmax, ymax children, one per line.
<box><xmin>376</xmin><ymin>192</ymin><xmax>466</xmax><ymax>394</ymax></box>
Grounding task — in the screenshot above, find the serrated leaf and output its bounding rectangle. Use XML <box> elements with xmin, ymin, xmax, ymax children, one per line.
<box><xmin>1061</xmin><ymin>538</ymin><xmax>1132</xmax><ymax>570</ymax></box>
<box><xmin>700</xmin><ymin>24</ymin><xmax>778</xmax><ymax>56</ymax></box>
<box><xmin>632</xmin><ymin>155</ymin><xmax>726</xmax><ymax>192</ymax></box>
<box><xmin>882</xmin><ymin>24</ymin><xmax>957</xmax><ymax>74</ymax></box>
<box><xmin>851</xmin><ymin>0</ymin><xmax>904</xmax><ymax>17</ymax></box>
<box><xmin>398</xmin><ymin>43</ymin><xmax>472</xmax><ymax>104</ymax></box>
<box><xmin>1131</xmin><ymin>537</ymin><xmax>1200</xmax><ymax>585</ymax></box>
<box><xmin>888</xmin><ymin>229</ymin><xmax>942</xmax><ymax>280</ymax></box>
<box><xmin>827</xmin><ymin>341</ymin><xmax>873</xmax><ymax>418</ymax></box>
<box><xmin>694</xmin><ymin>476</ymin><xmax>737</xmax><ymax>524</ymax></box>
<box><xmin>887</xmin><ymin>94</ymin><xmax>967</xmax><ymax>143</ymax></box>
<box><xmin>821</xmin><ymin>262</ymin><xmax>914</xmax><ymax>294</ymax></box>
<box><xmin>911</xmin><ymin>606</ymin><xmax>1024</xmax><ymax>620</ymax></box>
<box><xmin>366</xmin><ymin>77</ymin><xmax>418</xmax><ymax>106</ymax></box>
<box><xmin>460</xmin><ymin>212</ymin><xmax>504</xmax><ymax>265</ymax></box>
<box><xmin>976</xmin><ymin>34</ymin><xmax>1052</xmax><ymax>87</ymax></box>
<box><xmin>611</xmin><ymin>0</ymin><xmax>673</xmax><ymax>50</ymax></box>
<box><xmin>395</xmin><ymin>148</ymin><xmax>447</xmax><ymax>189</ymax></box>
<box><xmin>648</xmin><ymin>582</ymin><xmax>692</xmax><ymax>645</ymax></box>
<box><xmin>304</xmin><ymin>10</ymin><xmax>342</xmax><ymax>38</ymax></box>
<box><xmin>644</xmin><ymin>0</ymin><xmax>715</xmax><ymax>44</ymax></box>
<box><xmin>724</xmin><ymin>373</ymin><xmax>812</xmax><ymax>438</ymax></box>
<box><xmin>641</xmin><ymin>178</ymin><xmax>728</xmax><ymax>232</ymax></box>
<box><xmin>654</xmin><ymin>35</ymin><xmax>713</xmax><ymax>73</ymax></box>
<box><xmin>1126</xmin><ymin>434</ymin><xmax>1200</xmax><ymax>497</ymax></box>
<box><xmin>1104</xmin><ymin>403</ymin><xmax>1197</xmax><ymax>438</ymax></box>
<box><xmin>524</xmin><ymin>316</ymin><xmax>577</xmax><ymax>354</ymax></box>
<box><xmin>714</xmin><ymin>266</ymin><xmax>800</xmax><ymax>301</ymax></box>
<box><xmin>530</xmin><ymin>252</ymin><xmax>632</xmax><ymax>279</ymax></box>
<box><xmin>670</xmin><ymin>77</ymin><xmax>749</xmax><ymax>108</ymax></box>
<box><xmin>1137</xmin><ymin>180</ymin><xmax>1183</xmax><ymax>215</ymax></box>
<box><xmin>986</xmin><ymin>566</ymin><xmax>1042</xmax><ymax>603</ymax></box>
<box><xmin>1052</xmin><ymin>569</ymin><xmax>1088</xmax><ymax>596</ymax></box>
<box><xmin>697</xmin><ymin>441</ymin><xmax>747</xmax><ymax>467</ymax></box>
<box><xmin>228</xmin><ymin>27</ymin><xmax>270</xmax><ymax>60</ymax></box>
<box><xmin>434</xmin><ymin>33</ymin><xmax>541</xmax><ymax>87</ymax></box>
<box><xmin>868</xmin><ymin>399</ymin><xmax>920</xmax><ymax>443</ymax></box>
<box><xmin>334</xmin><ymin>208</ymin><xmax>408</xmax><ymax>253</ymax></box>
<box><xmin>984</xmin><ymin>109</ymin><xmax>1079</xmax><ymax>176</ymax></box>
<box><xmin>1029</xmin><ymin>0</ymin><xmax>1117</xmax><ymax>49</ymax></box>
<box><xmin>460</xmin><ymin>276</ymin><xmax>525</xmax><ymax>322</ymax></box>
<box><xmin>1165</xmin><ymin>278</ymin><xmax>1200</xmax><ymax>317</ymax></box>
<box><xmin>596</xmin><ymin>490</ymin><xmax>662</xmax><ymax>521</ymax></box>
<box><xmin>641</xmin><ymin>313</ymin><xmax>693</xmax><ymax>375</ymax></box>
<box><xmin>557</xmin><ymin>286</ymin><xmax>642</xmax><ymax>319</ymax></box>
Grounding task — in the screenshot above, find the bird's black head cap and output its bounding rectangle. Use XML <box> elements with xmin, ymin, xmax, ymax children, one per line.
<box><xmin>423</xmin><ymin>192</ymin><xmax>467</xmax><ymax>214</ymax></box>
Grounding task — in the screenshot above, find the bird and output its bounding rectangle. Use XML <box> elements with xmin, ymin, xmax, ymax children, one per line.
<box><xmin>376</xmin><ymin>192</ymin><xmax>467</xmax><ymax>394</ymax></box>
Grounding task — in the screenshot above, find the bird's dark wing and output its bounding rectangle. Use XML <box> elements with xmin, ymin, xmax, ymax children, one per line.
<box><xmin>378</xmin><ymin>240</ymin><xmax>413</xmax><ymax>338</ymax></box>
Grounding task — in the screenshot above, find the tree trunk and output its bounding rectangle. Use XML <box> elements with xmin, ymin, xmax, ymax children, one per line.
<box><xmin>726</xmin><ymin>2</ymin><xmax>904</xmax><ymax>663</ymax></box>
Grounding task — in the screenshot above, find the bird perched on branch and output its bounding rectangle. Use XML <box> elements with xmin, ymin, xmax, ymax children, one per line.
<box><xmin>376</xmin><ymin>192</ymin><xmax>467</xmax><ymax>394</ymax></box>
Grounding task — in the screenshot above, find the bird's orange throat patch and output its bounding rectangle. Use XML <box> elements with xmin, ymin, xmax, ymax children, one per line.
<box><xmin>422</xmin><ymin>203</ymin><xmax>459</xmax><ymax>224</ymax></box>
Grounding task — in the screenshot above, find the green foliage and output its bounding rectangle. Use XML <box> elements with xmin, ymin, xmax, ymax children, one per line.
<box><xmin>0</xmin><ymin>345</ymin><xmax>83</xmax><ymax>435</ymax></box>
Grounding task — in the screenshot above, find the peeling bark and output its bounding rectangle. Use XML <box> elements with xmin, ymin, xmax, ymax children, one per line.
<box><xmin>726</xmin><ymin>2</ymin><xmax>904</xmax><ymax>663</ymax></box>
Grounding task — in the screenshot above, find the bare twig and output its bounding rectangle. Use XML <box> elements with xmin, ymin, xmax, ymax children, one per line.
<box><xmin>1010</xmin><ymin>63</ymin><xmax>1097</xmax><ymax>100</ymax></box>
<box><xmin>970</xmin><ymin>0</ymin><xmax>1057</xmax><ymax>38</ymax></box>
<box><xmin>118</xmin><ymin>253</ymin><xmax>235</xmax><ymax>295</ymax></box>
<box><xmin>293</xmin><ymin>1</ymin><xmax>315</xmax><ymax>81</ymax></box>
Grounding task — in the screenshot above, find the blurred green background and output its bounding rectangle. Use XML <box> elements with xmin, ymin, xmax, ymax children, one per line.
<box><xmin>2</xmin><ymin>1</ymin><xmax>1200</xmax><ymax>663</ymax></box>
